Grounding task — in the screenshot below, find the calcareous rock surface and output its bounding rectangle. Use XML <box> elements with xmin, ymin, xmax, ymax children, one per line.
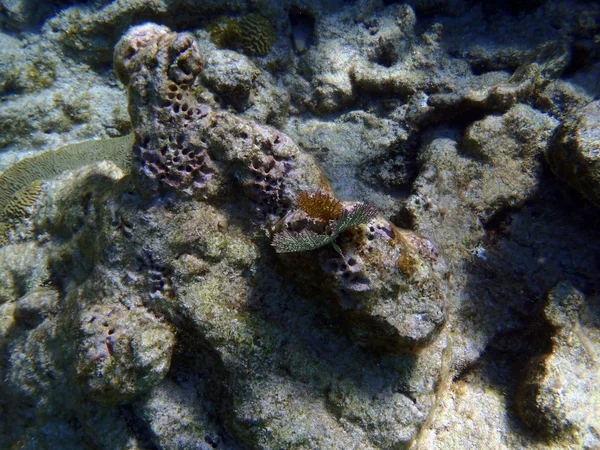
<box><xmin>547</xmin><ymin>100</ymin><xmax>600</xmax><ymax>208</ymax></box>
<box><xmin>1</xmin><ymin>1</ymin><xmax>599</xmax><ymax>449</ymax></box>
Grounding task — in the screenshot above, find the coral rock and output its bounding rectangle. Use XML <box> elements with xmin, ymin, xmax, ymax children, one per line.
<box><xmin>201</xmin><ymin>50</ymin><xmax>259</xmax><ymax>105</ymax></box>
<box><xmin>275</xmin><ymin>203</ymin><xmax>445</xmax><ymax>352</ymax></box>
<box><xmin>116</xmin><ymin>23</ymin><xmax>326</xmax><ymax>222</ymax></box>
<box><xmin>75</xmin><ymin>303</ymin><xmax>174</xmax><ymax>406</ymax></box>
<box><xmin>208</xmin><ymin>14</ymin><xmax>276</xmax><ymax>57</ymax></box>
<box><xmin>516</xmin><ymin>282</ymin><xmax>600</xmax><ymax>446</ymax></box>
<box><xmin>115</xmin><ymin>24</ymin><xmax>217</xmax><ymax>196</ymax></box>
<box><xmin>547</xmin><ymin>100</ymin><xmax>600</xmax><ymax>208</ymax></box>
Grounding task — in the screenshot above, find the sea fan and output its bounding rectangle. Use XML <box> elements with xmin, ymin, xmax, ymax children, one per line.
<box><xmin>272</xmin><ymin>202</ymin><xmax>378</xmax><ymax>253</ymax></box>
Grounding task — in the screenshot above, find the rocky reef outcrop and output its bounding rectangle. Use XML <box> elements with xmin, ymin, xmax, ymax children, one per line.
<box><xmin>0</xmin><ymin>21</ymin><xmax>450</xmax><ymax>449</ymax></box>
<box><xmin>1</xmin><ymin>1</ymin><xmax>600</xmax><ymax>449</ymax></box>
<box><xmin>517</xmin><ymin>282</ymin><xmax>600</xmax><ymax>446</ymax></box>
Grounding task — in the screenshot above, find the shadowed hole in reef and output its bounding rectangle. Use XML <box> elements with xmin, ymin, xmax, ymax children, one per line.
<box><xmin>562</xmin><ymin>40</ymin><xmax>597</xmax><ymax>77</ymax></box>
<box><xmin>119</xmin><ymin>405</ymin><xmax>160</xmax><ymax>450</ymax></box>
<box><xmin>289</xmin><ymin>6</ymin><xmax>315</xmax><ymax>54</ymax></box>
<box><xmin>373</xmin><ymin>41</ymin><xmax>397</xmax><ymax>68</ymax></box>
<box><xmin>481</xmin><ymin>204</ymin><xmax>518</xmax><ymax>238</ymax></box>
<box><xmin>2</xmin><ymin>0</ymin><xmax>87</xmax><ymax>31</ymax></box>
<box><xmin>166</xmin><ymin>315</ymin><xmax>237</xmax><ymax>447</ymax></box>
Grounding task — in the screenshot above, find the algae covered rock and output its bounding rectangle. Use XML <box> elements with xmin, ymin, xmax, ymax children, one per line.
<box><xmin>286</xmin><ymin>110</ymin><xmax>411</xmax><ymax>215</ymax></box>
<box><xmin>201</xmin><ymin>49</ymin><xmax>260</xmax><ymax>106</ymax></box>
<box><xmin>134</xmin><ymin>380</ymin><xmax>232</xmax><ymax>450</ymax></box>
<box><xmin>299</xmin><ymin>4</ymin><xmax>423</xmax><ymax>114</ymax></box>
<box><xmin>104</xmin><ymin>22</ymin><xmax>450</xmax><ymax>448</ymax></box>
<box><xmin>0</xmin><ymin>134</ymin><xmax>132</xmax><ymax>214</ymax></box>
<box><xmin>273</xmin><ymin>197</ymin><xmax>445</xmax><ymax>351</ymax></box>
<box><xmin>13</xmin><ymin>286</ymin><xmax>59</xmax><ymax>329</ymax></box>
<box><xmin>75</xmin><ymin>302</ymin><xmax>175</xmax><ymax>406</ymax></box>
<box><xmin>0</xmin><ymin>242</ymin><xmax>51</xmax><ymax>301</ymax></box>
<box><xmin>35</xmin><ymin>160</ymin><xmax>128</xmax><ymax>242</ymax></box>
<box><xmin>124</xmin><ymin>196</ymin><xmax>440</xmax><ymax>449</ymax></box>
<box><xmin>114</xmin><ymin>23</ymin><xmax>222</xmax><ymax>197</ymax></box>
<box><xmin>115</xmin><ymin>23</ymin><xmax>325</xmax><ymax>222</ymax></box>
<box><xmin>17</xmin><ymin>1</ymin><xmax>597</xmax><ymax>442</ymax></box>
<box><xmin>427</xmin><ymin>41</ymin><xmax>570</xmax><ymax>119</ymax></box>
<box><xmin>0</xmin><ymin>33</ymin><xmax>57</xmax><ymax>95</ymax></box>
<box><xmin>459</xmin><ymin>103</ymin><xmax>558</xmax><ymax>221</ymax></box>
<box><xmin>547</xmin><ymin>100</ymin><xmax>600</xmax><ymax>208</ymax></box>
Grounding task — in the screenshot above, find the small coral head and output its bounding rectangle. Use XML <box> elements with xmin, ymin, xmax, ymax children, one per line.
<box><xmin>296</xmin><ymin>190</ymin><xmax>343</xmax><ymax>222</ymax></box>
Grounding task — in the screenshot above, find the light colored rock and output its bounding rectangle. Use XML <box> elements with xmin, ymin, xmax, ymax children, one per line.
<box><xmin>75</xmin><ymin>302</ymin><xmax>175</xmax><ymax>405</ymax></box>
<box><xmin>517</xmin><ymin>282</ymin><xmax>600</xmax><ymax>447</ymax></box>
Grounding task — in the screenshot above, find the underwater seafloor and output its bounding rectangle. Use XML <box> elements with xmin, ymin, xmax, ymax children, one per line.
<box><xmin>0</xmin><ymin>0</ymin><xmax>599</xmax><ymax>448</ymax></box>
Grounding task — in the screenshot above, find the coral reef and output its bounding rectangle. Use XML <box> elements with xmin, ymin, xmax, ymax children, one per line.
<box><xmin>208</xmin><ymin>13</ymin><xmax>276</xmax><ymax>56</ymax></box>
<box><xmin>1</xmin><ymin>1</ymin><xmax>600</xmax><ymax>448</ymax></box>
<box><xmin>237</xmin><ymin>13</ymin><xmax>276</xmax><ymax>56</ymax></box>
<box><xmin>0</xmin><ymin>25</ymin><xmax>130</xmax><ymax>155</ymax></box>
<box><xmin>0</xmin><ymin>134</ymin><xmax>130</xmax><ymax>211</ymax></box>
<box><xmin>0</xmin><ymin>180</ymin><xmax>43</xmax><ymax>245</ymax></box>
<box><xmin>273</xmin><ymin>203</ymin><xmax>445</xmax><ymax>351</ymax></box>
<box><xmin>114</xmin><ymin>24</ymin><xmax>217</xmax><ymax>196</ymax></box>
<box><xmin>114</xmin><ymin>22</ymin><xmax>445</xmax><ymax>356</ymax></box>
<box><xmin>75</xmin><ymin>302</ymin><xmax>174</xmax><ymax>406</ymax></box>
<box><xmin>2</xmin><ymin>21</ymin><xmax>450</xmax><ymax>449</ymax></box>
<box><xmin>2</xmin><ymin>179</ymin><xmax>42</xmax><ymax>220</ymax></box>
<box><xmin>200</xmin><ymin>50</ymin><xmax>259</xmax><ymax>105</ymax></box>
<box><xmin>0</xmin><ymin>34</ymin><xmax>56</xmax><ymax>96</ymax></box>
<box><xmin>0</xmin><ymin>135</ymin><xmax>132</xmax><ymax>246</ymax></box>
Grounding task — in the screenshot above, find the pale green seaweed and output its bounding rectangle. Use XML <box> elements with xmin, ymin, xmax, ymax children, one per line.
<box><xmin>0</xmin><ymin>134</ymin><xmax>133</xmax><ymax>245</ymax></box>
<box><xmin>0</xmin><ymin>134</ymin><xmax>133</xmax><ymax>211</ymax></box>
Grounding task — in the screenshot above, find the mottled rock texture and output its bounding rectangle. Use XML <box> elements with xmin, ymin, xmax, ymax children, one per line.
<box><xmin>273</xmin><ymin>203</ymin><xmax>445</xmax><ymax>351</ymax></box>
<box><xmin>115</xmin><ymin>21</ymin><xmax>445</xmax><ymax>354</ymax></box>
<box><xmin>2</xmin><ymin>1</ymin><xmax>600</xmax><ymax>448</ymax></box>
<box><xmin>517</xmin><ymin>282</ymin><xmax>600</xmax><ymax>447</ymax></box>
<box><xmin>0</xmin><ymin>19</ymin><xmax>450</xmax><ymax>449</ymax></box>
<box><xmin>75</xmin><ymin>302</ymin><xmax>174</xmax><ymax>405</ymax></box>
<box><xmin>547</xmin><ymin>100</ymin><xmax>600</xmax><ymax>208</ymax></box>
<box><xmin>0</xmin><ymin>163</ymin><xmax>173</xmax><ymax>449</ymax></box>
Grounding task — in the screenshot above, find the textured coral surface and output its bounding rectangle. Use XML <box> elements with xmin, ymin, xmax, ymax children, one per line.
<box><xmin>1</xmin><ymin>1</ymin><xmax>599</xmax><ymax>449</ymax></box>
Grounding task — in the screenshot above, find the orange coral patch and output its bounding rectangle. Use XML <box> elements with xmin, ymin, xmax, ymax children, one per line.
<box><xmin>296</xmin><ymin>190</ymin><xmax>343</xmax><ymax>221</ymax></box>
